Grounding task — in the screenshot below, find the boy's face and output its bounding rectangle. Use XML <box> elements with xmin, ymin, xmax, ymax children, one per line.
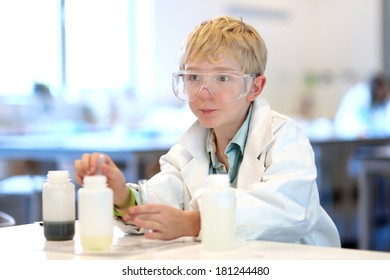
<box><xmin>184</xmin><ymin>53</ymin><xmax>263</xmax><ymax>136</ymax></box>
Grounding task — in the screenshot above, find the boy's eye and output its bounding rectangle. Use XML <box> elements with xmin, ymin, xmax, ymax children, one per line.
<box><xmin>188</xmin><ymin>74</ymin><xmax>199</xmax><ymax>81</ymax></box>
<box><xmin>217</xmin><ymin>75</ymin><xmax>230</xmax><ymax>82</ymax></box>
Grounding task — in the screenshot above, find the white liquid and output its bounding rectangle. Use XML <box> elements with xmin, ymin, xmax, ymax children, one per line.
<box><xmin>201</xmin><ymin>204</ymin><xmax>236</xmax><ymax>250</ymax></box>
<box><xmin>201</xmin><ymin>182</ymin><xmax>236</xmax><ymax>251</ymax></box>
<box><xmin>42</xmin><ymin>170</ymin><xmax>75</xmax><ymax>222</ymax></box>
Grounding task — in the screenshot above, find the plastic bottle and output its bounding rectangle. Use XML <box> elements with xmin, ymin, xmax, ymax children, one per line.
<box><xmin>42</xmin><ymin>170</ymin><xmax>75</xmax><ymax>241</ymax></box>
<box><xmin>78</xmin><ymin>175</ymin><xmax>113</xmax><ymax>250</ymax></box>
<box><xmin>201</xmin><ymin>174</ymin><xmax>237</xmax><ymax>250</ymax></box>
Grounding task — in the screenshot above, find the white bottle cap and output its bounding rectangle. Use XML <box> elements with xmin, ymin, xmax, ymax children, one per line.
<box><xmin>47</xmin><ymin>170</ymin><xmax>69</xmax><ymax>180</ymax></box>
<box><xmin>83</xmin><ymin>175</ymin><xmax>107</xmax><ymax>188</ymax></box>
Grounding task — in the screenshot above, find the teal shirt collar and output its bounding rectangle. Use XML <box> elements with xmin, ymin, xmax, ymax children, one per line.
<box><xmin>207</xmin><ymin>104</ymin><xmax>253</xmax><ymax>186</ymax></box>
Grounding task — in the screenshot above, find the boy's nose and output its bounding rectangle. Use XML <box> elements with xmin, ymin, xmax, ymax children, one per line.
<box><xmin>198</xmin><ymin>85</ymin><xmax>214</xmax><ymax>99</ymax></box>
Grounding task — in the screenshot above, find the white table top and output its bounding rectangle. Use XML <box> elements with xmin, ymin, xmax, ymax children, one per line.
<box><xmin>1</xmin><ymin>223</ymin><xmax>390</xmax><ymax>260</ymax></box>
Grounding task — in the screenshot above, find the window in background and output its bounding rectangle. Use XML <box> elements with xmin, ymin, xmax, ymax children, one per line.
<box><xmin>64</xmin><ymin>0</ymin><xmax>132</xmax><ymax>99</ymax></box>
<box><xmin>0</xmin><ymin>0</ymin><xmax>61</xmax><ymax>96</ymax></box>
<box><xmin>0</xmin><ymin>0</ymin><xmax>149</xmax><ymax>99</ymax></box>
<box><xmin>0</xmin><ymin>0</ymin><xmax>158</xmax><ymax>133</ymax></box>
<box><xmin>63</xmin><ymin>0</ymin><xmax>154</xmax><ymax>129</ymax></box>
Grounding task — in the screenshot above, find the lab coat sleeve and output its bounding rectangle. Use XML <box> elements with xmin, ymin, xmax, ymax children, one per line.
<box><xmin>136</xmin><ymin>144</ymin><xmax>192</xmax><ymax>210</ymax></box>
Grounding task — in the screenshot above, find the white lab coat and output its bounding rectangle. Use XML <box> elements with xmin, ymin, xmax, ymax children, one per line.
<box><xmin>142</xmin><ymin>98</ymin><xmax>341</xmax><ymax>247</ymax></box>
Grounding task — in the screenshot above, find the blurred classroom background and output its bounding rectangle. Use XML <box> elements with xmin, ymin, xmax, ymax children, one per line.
<box><xmin>1</xmin><ymin>0</ymin><xmax>390</xmax><ymax>252</ymax></box>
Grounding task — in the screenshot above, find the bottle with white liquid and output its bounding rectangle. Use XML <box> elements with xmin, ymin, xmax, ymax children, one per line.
<box><xmin>42</xmin><ymin>170</ymin><xmax>75</xmax><ymax>241</ymax></box>
<box><xmin>78</xmin><ymin>175</ymin><xmax>113</xmax><ymax>250</ymax></box>
<box><xmin>201</xmin><ymin>174</ymin><xmax>237</xmax><ymax>250</ymax></box>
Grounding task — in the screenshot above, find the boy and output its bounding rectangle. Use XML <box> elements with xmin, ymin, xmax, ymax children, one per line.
<box><xmin>75</xmin><ymin>16</ymin><xmax>340</xmax><ymax>247</ymax></box>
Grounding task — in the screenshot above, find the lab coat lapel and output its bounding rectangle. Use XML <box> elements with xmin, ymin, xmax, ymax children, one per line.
<box><xmin>181</xmin><ymin>157</ymin><xmax>209</xmax><ymax>193</ymax></box>
<box><xmin>237</xmin><ymin>98</ymin><xmax>273</xmax><ymax>190</ymax></box>
<box><xmin>179</xmin><ymin>121</ymin><xmax>210</xmax><ymax>194</ymax></box>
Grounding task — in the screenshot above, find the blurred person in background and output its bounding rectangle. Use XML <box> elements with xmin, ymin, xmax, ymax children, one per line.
<box><xmin>33</xmin><ymin>82</ymin><xmax>53</xmax><ymax>113</ymax></box>
<box><xmin>334</xmin><ymin>74</ymin><xmax>390</xmax><ymax>139</ymax></box>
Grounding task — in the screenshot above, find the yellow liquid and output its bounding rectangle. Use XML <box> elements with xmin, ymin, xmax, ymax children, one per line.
<box><xmin>80</xmin><ymin>236</ymin><xmax>112</xmax><ymax>250</ymax></box>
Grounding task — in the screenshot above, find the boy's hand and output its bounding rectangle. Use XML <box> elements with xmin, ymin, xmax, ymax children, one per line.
<box><xmin>74</xmin><ymin>153</ymin><xmax>128</xmax><ymax>207</ymax></box>
<box><xmin>122</xmin><ymin>204</ymin><xmax>200</xmax><ymax>240</ymax></box>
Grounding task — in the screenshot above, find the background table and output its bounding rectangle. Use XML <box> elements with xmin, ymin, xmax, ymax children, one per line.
<box><xmin>0</xmin><ymin>130</ymin><xmax>173</xmax><ymax>181</ymax></box>
<box><xmin>0</xmin><ymin>131</ymin><xmax>171</xmax><ymax>224</ymax></box>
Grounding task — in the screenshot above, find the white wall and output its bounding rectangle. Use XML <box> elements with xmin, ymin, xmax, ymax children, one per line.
<box><xmin>146</xmin><ymin>0</ymin><xmax>383</xmax><ymax>119</ymax></box>
<box><xmin>308</xmin><ymin>0</ymin><xmax>383</xmax><ymax>118</ymax></box>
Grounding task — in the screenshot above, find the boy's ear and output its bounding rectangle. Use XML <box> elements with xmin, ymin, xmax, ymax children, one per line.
<box><xmin>247</xmin><ymin>75</ymin><xmax>266</xmax><ymax>101</ymax></box>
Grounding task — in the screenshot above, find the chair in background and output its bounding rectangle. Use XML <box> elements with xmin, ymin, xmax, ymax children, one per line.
<box><xmin>358</xmin><ymin>146</ymin><xmax>390</xmax><ymax>251</ymax></box>
<box><xmin>0</xmin><ymin>211</ymin><xmax>15</xmax><ymax>227</ymax></box>
<box><xmin>0</xmin><ymin>175</ymin><xmax>45</xmax><ymax>225</ymax></box>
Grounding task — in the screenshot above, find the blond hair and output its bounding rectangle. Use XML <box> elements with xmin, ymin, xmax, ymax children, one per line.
<box><xmin>179</xmin><ymin>16</ymin><xmax>267</xmax><ymax>75</ymax></box>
